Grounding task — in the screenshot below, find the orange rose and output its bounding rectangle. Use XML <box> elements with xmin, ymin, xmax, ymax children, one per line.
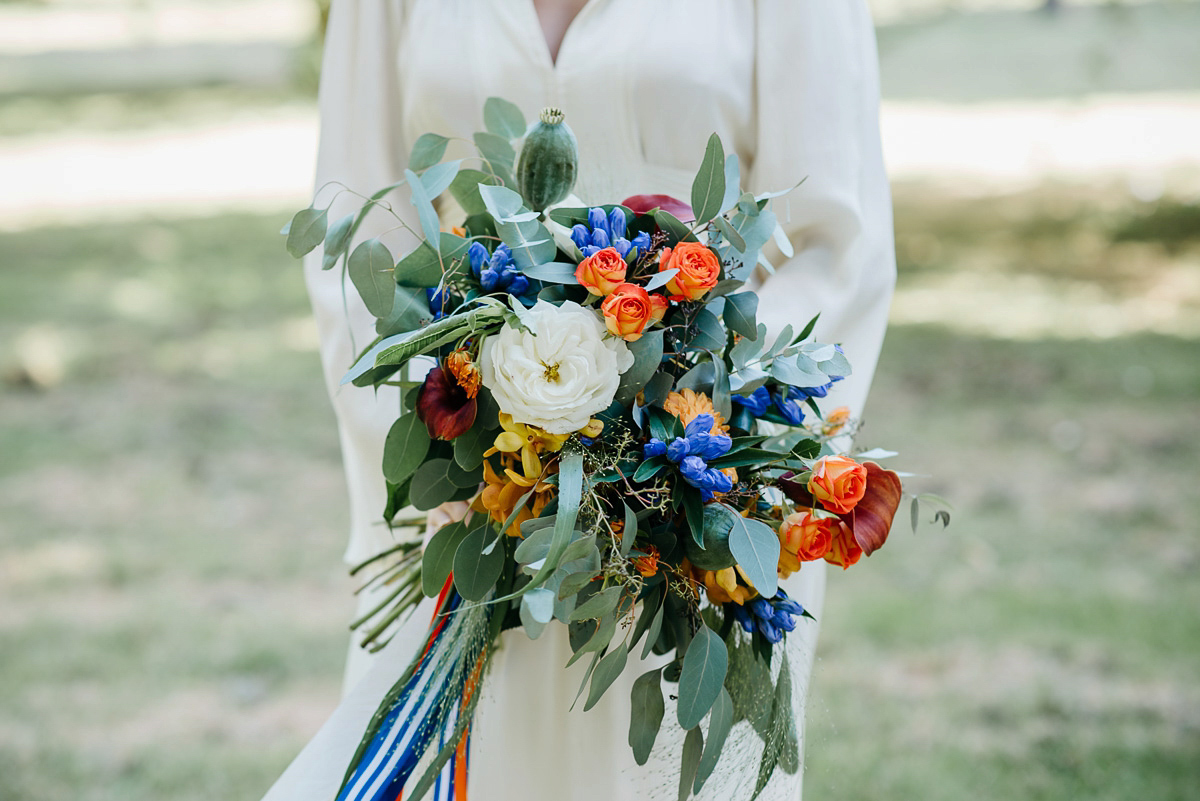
<box><xmin>808</xmin><ymin>454</ymin><xmax>868</xmax><ymax>515</ymax></box>
<box><xmin>574</xmin><ymin>247</ymin><xmax>627</xmax><ymax>295</ymax></box>
<box><xmin>777</xmin><ymin>510</ymin><xmax>834</xmax><ymax>578</ymax></box>
<box><xmin>658</xmin><ymin>242</ymin><xmax>720</xmax><ymax>301</ymax></box>
<box><xmin>823</xmin><ymin>520</ymin><xmax>862</xmax><ymax>569</ymax></box>
<box><xmin>600</xmin><ymin>283</ymin><xmax>668</xmax><ymax>341</ymax></box>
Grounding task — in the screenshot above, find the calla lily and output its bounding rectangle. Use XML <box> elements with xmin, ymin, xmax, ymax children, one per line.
<box><xmin>847</xmin><ymin>462</ymin><xmax>903</xmax><ymax>555</ymax></box>
<box><xmin>415</xmin><ymin>365</ymin><xmax>477</xmax><ymax>440</ymax></box>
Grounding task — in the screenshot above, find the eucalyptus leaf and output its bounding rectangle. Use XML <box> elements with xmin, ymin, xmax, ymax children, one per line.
<box><xmin>474</xmin><ymin>131</ymin><xmax>517</xmax><ymax>171</ymax></box>
<box><xmin>643</xmin><ymin>269</ymin><xmax>678</xmax><ymax>292</ymax></box>
<box><xmin>677</xmin><ymin>625</ymin><xmax>728</xmax><ymax>730</ymax></box>
<box><xmin>616</xmin><ymin>329</ymin><xmax>664</xmax><ymax>406</ymax></box>
<box><xmin>521</xmin><ymin>586</ymin><xmax>555</xmax><ymax>625</ymax></box>
<box><xmin>321</xmin><ymin>212</ymin><xmax>355</xmax><ymax>270</ymax></box>
<box><xmin>518</xmin><ymin>452</ymin><xmax>583</xmax><ymax>593</ymax></box>
<box><xmin>694</xmin><ymin>687</ymin><xmax>734</xmax><ymax>794</ymax></box>
<box><xmin>651</xmin><ymin>209</ymin><xmax>695</xmax><ymax>243</ymax></box>
<box><xmin>449</xmin><ymin>168</ymin><xmax>499</xmax><ymax>217</ymax></box>
<box><xmin>629</xmin><ymin>669</ymin><xmax>665</xmax><ymax>765</ymax></box>
<box><xmin>453</xmin><ymin>425</ymin><xmax>488</xmax><ymax>470</ymax></box>
<box><xmin>483</xmin><ymin>96</ymin><xmax>526</xmax><ymax>140</ymax></box>
<box><xmin>770</xmin><ymin>353</ymin><xmax>828</xmax><ymax>388</ymax></box>
<box><xmin>382</xmin><ymin>413</ymin><xmax>430</xmax><ymax>484</ymax></box>
<box><xmin>723</xmin><ymin>293</ymin><xmax>759</xmax><ymax>339</ymax></box>
<box><xmin>620</xmin><ymin>502</ymin><xmax>637</xmax><ymax>557</ymax></box>
<box><xmin>393</xmin><ymin>234</ymin><xmax>472</xmax><ymax>288</ymax></box>
<box><xmin>286</xmin><ymin>207</ymin><xmax>327</xmax><ymax>258</ymax></box>
<box><xmin>720</xmin><ymin>153</ymin><xmax>741</xmax><ymax>216</ymax></box>
<box><xmin>584</xmin><ymin>643</ymin><xmax>628</xmax><ymax>711</ymax></box>
<box><xmin>347</xmin><ymin>239</ymin><xmax>396</xmax><ymax>318</ymax></box>
<box><xmin>373</xmin><ymin>284</ymin><xmax>431</xmax><ymax>340</ymax></box>
<box><xmin>713</xmin><ymin>215</ymin><xmax>747</xmax><ymax>253</ymax></box>
<box><xmin>569</xmin><ymin>585</ymin><xmax>621</xmax><ymax>622</ymax></box>
<box><xmin>409</xmin><ymin>132</ymin><xmax>450</xmax><ymax>172</ymax></box>
<box><xmin>421</xmin><ymin>520</ymin><xmax>470</xmax><ymax>597</ymax></box>
<box><xmin>520</xmin><ymin>262</ymin><xmax>581</xmax><ymax>284</ymax></box>
<box><xmin>452</xmin><ymin>522</ymin><xmax>505</xmax><ymax>601</ymax></box>
<box><xmin>691</xmin><ymin>133</ymin><xmax>726</xmax><ymax>225</ymax></box>
<box><xmin>688</xmin><ymin>309</ymin><xmax>725</xmax><ymax>351</ymax></box>
<box><xmin>419</xmin><ymin>159</ymin><xmax>462</xmax><ymax>199</ymax></box>
<box><xmin>409</xmin><ymin>458</ymin><xmax>464</xmax><ymax>511</ymax></box>
<box><xmin>678</xmin><ymin>726</ymin><xmax>704</xmax><ymax>801</ymax></box>
<box><xmin>725</xmin><ymin>510</ymin><xmax>780</xmax><ymax>597</ymax></box>
<box><xmin>641</xmin><ymin>598</ymin><xmax>665</xmax><ymax>659</ymax></box>
<box><xmin>404</xmin><ymin>168</ymin><xmax>442</xmax><ymax>248</ymax></box>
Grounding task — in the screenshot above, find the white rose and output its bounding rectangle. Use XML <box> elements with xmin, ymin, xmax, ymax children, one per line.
<box><xmin>481</xmin><ymin>300</ymin><xmax>634</xmax><ymax>435</ymax></box>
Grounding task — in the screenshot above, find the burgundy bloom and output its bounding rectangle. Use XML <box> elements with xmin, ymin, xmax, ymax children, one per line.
<box><xmin>620</xmin><ymin>193</ymin><xmax>694</xmax><ymax>222</ymax></box>
<box><xmin>416</xmin><ymin>365</ymin><xmax>477</xmax><ymax>440</ymax></box>
<box><xmin>779</xmin><ymin>461</ymin><xmax>903</xmax><ymax>557</ymax></box>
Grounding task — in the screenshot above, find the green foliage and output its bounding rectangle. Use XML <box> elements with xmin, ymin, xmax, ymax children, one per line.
<box><xmin>346</xmin><ymin>239</ymin><xmax>395</xmax><ymax>318</ymax></box>
<box><xmin>452</xmin><ymin>522</ymin><xmax>505</xmax><ymax>601</ymax></box>
<box><xmin>677</xmin><ymin>625</ymin><xmax>729</xmax><ymax>730</ymax></box>
<box><xmin>628</xmin><ymin>669</ymin><xmax>665</xmax><ymax>765</ymax></box>
<box><xmin>285</xmin><ymin>206</ymin><xmax>327</xmax><ymax>258</ymax></box>
<box><xmin>725</xmin><ymin>511</ymin><xmax>780</xmax><ymax>598</ymax></box>
<box><xmin>422</xmin><ymin>520</ymin><xmax>471</xmax><ymax>597</ymax></box>
<box><xmin>382</xmin><ymin>413</ymin><xmax>430</xmax><ymax>484</ymax></box>
<box><xmin>690</xmin><ymin>133</ymin><xmax>726</xmax><ymax>225</ymax></box>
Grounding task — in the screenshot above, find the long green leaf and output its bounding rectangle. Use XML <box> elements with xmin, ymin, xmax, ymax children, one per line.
<box><xmin>628</xmin><ymin>668</ymin><xmax>664</xmax><ymax>765</ymax></box>
<box><xmin>584</xmin><ymin>642</ymin><xmax>628</xmax><ymax>711</ymax></box>
<box><xmin>453</xmin><ymin>522</ymin><xmax>505</xmax><ymax>601</ymax></box>
<box><xmin>483</xmin><ymin>96</ymin><xmax>527</xmax><ymax>139</ymax></box>
<box><xmin>690</xmin><ymin>133</ymin><xmax>726</xmax><ymax>224</ymax></box>
<box><xmin>677</xmin><ymin>625</ymin><xmax>728</xmax><ymax>730</ymax></box>
<box><xmin>285</xmin><ymin>206</ymin><xmax>327</xmax><ymax>258</ymax></box>
<box><xmin>408</xmin><ymin>133</ymin><xmax>449</xmax><ymax>172</ymax></box>
<box><xmin>421</xmin><ymin>520</ymin><xmax>470</xmax><ymax>597</ymax></box>
<box><xmin>405</xmin><ymin>168</ymin><xmax>442</xmax><ymax>249</ymax></box>
<box><xmin>616</xmin><ymin>329</ymin><xmax>665</xmax><ymax>405</ymax></box>
<box><xmin>382</xmin><ymin>413</ymin><xmax>430</xmax><ymax>484</ymax></box>
<box><xmin>725</xmin><ymin>510</ymin><xmax>780</xmax><ymax>597</ymax></box>
<box><xmin>678</xmin><ymin>726</ymin><xmax>704</xmax><ymax>801</ymax></box>
<box><xmin>693</xmin><ymin>687</ymin><xmax>733</xmax><ymax>793</ymax></box>
<box><xmin>347</xmin><ymin>239</ymin><xmax>396</xmax><ymax>318</ymax></box>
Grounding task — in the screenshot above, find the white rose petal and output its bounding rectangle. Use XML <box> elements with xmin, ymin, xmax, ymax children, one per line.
<box><xmin>480</xmin><ymin>300</ymin><xmax>634</xmax><ymax>434</ymax></box>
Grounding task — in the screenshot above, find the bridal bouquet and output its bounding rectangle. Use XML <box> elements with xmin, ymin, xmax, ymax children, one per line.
<box><xmin>285</xmin><ymin>98</ymin><xmax>922</xmax><ymax>801</ymax></box>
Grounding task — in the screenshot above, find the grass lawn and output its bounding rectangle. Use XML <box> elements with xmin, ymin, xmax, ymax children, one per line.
<box><xmin>1</xmin><ymin>189</ymin><xmax>1198</xmax><ymax>799</ymax></box>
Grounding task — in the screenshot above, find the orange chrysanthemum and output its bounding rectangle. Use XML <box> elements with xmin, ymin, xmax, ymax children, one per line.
<box><xmin>631</xmin><ymin>545</ymin><xmax>660</xmax><ymax>578</ymax></box>
<box><xmin>445</xmin><ymin>349</ymin><xmax>481</xmax><ymax>399</ymax></box>
<box><xmin>662</xmin><ymin>388</ymin><xmax>728</xmax><ymax>434</ymax></box>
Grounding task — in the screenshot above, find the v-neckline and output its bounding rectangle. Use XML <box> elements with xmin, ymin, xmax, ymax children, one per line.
<box><xmin>524</xmin><ymin>0</ymin><xmax>599</xmax><ymax>70</ymax></box>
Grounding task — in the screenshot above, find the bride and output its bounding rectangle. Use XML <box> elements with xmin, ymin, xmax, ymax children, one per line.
<box><xmin>267</xmin><ymin>1</ymin><xmax>895</xmax><ymax>799</ymax></box>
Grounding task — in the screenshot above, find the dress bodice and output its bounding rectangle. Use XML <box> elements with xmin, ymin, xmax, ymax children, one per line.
<box><xmin>395</xmin><ymin>0</ymin><xmax>756</xmax><ymax>204</ymax></box>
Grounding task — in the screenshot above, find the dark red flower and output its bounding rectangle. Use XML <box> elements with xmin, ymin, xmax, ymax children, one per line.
<box><xmin>846</xmin><ymin>462</ymin><xmax>903</xmax><ymax>556</ymax></box>
<box><xmin>620</xmin><ymin>194</ymin><xmax>694</xmax><ymax>222</ymax></box>
<box><xmin>416</xmin><ymin>365</ymin><xmax>477</xmax><ymax>440</ymax></box>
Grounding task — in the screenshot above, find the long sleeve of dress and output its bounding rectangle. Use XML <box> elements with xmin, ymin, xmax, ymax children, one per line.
<box><xmin>748</xmin><ymin>0</ymin><xmax>896</xmax><ymax>423</ymax></box>
<box><xmin>304</xmin><ymin>0</ymin><xmax>422</xmax><ymax>567</ymax></box>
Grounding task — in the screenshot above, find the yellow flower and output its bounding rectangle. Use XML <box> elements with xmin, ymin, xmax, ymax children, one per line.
<box><xmin>487</xmin><ymin>413</ymin><xmax>569</xmax><ymax>479</ymax></box>
<box><xmin>662</xmin><ymin>388</ymin><xmax>728</xmax><ymax>434</ymax></box>
<box><xmin>472</xmin><ymin>453</ymin><xmax>556</xmax><ymax>536</ymax></box>
<box><xmin>704</xmin><ymin>565</ymin><xmax>756</xmax><ymax>605</ymax></box>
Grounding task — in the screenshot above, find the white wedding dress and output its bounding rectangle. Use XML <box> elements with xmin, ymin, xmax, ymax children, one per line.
<box><xmin>266</xmin><ymin>1</ymin><xmax>895</xmax><ymax>799</ymax></box>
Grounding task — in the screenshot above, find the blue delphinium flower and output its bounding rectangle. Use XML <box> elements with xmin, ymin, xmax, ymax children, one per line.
<box><xmin>571</xmin><ymin>206</ymin><xmax>652</xmax><ymax>260</ymax></box>
<box><xmin>773</xmin><ymin>390</ymin><xmax>807</xmax><ymax>426</ymax></box>
<box><xmin>732</xmin><ymin>386</ymin><xmax>770</xmax><ymax>417</ymax></box>
<box><xmin>728</xmin><ymin>590</ymin><xmax>808</xmax><ymax>644</ymax></box>
<box><xmin>427</xmin><ymin>286</ymin><xmax>452</xmax><ymax>320</ymax></box>
<box><xmin>641</xmin><ymin>413</ymin><xmax>734</xmax><ymax>500</ymax></box>
<box><xmin>467</xmin><ymin>240</ymin><xmax>535</xmax><ymax>300</ymax></box>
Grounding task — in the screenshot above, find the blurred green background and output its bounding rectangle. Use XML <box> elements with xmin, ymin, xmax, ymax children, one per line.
<box><xmin>0</xmin><ymin>1</ymin><xmax>1197</xmax><ymax>799</ymax></box>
